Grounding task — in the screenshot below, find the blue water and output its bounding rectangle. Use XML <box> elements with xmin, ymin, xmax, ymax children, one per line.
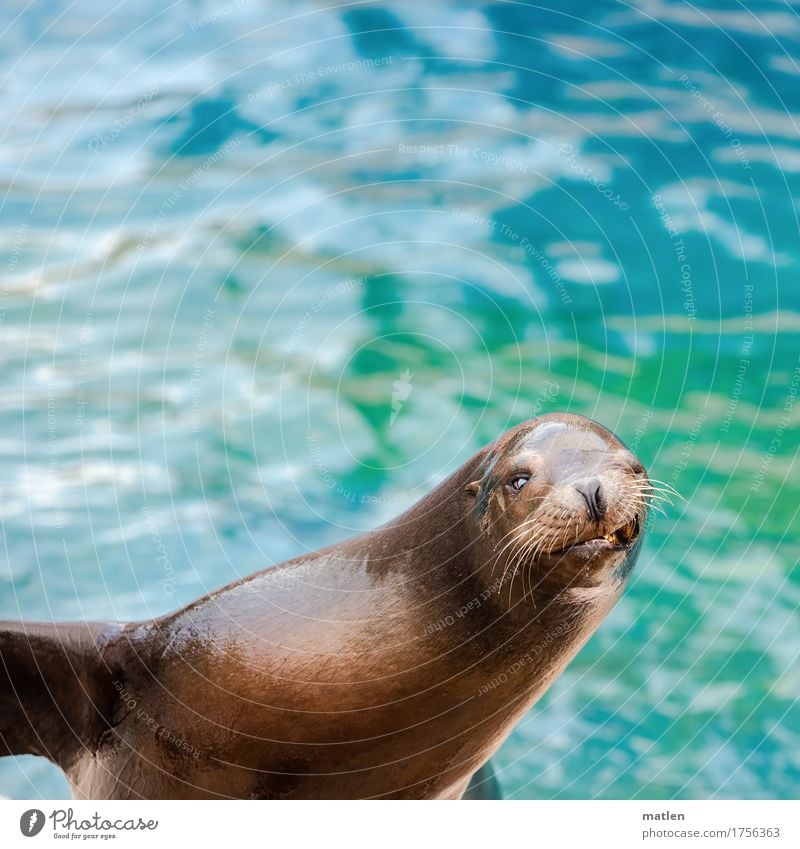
<box><xmin>0</xmin><ymin>0</ymin><xmax>798</xmax><ymax>799</ymax></box>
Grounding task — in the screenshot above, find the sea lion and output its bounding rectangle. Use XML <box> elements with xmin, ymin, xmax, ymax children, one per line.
<box><xmin>0</xmin><ymin>413</ymin><xmax>651</xmax><ymax>799</ymax></box>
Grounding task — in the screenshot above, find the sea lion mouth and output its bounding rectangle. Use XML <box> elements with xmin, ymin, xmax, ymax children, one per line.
<box><xmin>549</xmin><ymin>515</ymin><xmax>641</xmax><ymax>556</ymax></box>
<box><xmin>599</xmin><ymin>515</ymin><xmax>640</xmax><ymax>548</ymax></box>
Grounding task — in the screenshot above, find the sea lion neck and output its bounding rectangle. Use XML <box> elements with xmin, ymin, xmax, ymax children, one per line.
<box><xmin>354</xmin><ymin>445</ymin><xmax>493</xmax><ymax>581</ymax></box>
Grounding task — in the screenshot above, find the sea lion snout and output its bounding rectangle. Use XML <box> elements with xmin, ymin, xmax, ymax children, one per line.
<box><xmin>511</xmin><ymin>457</ymin><xmax>646</xmax><ymax>555</ymax></box>
<box><xmin>469</xmin><ymin>414</ymin><xmax>651</xmax><ymax>588</ymax></box>
<box><xmin>573</xmin><ymin>476</ymin><xmax>606</xmax><ymax>521</ymax></box>
<box><xmin>541</xmin><ymin>466</ymin><xmax>644</xmax><ymax>550</ymax></box>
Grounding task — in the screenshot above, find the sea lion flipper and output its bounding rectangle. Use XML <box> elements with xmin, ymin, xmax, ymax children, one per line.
<box><xmin>462</xmin><ymin>760</ymin><xmax>502</xmax><ymax>800</ymax></box>
<box><xmin>0</xmin><ymin>620</ymin><xmax>120</xmax><ymax>770</ymax></box>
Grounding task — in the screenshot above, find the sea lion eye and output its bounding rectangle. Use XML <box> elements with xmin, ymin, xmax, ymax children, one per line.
<box><xmin>509</xmin><ymin>474</ymin><xmax>530</xmax><ymax>492</ymax></box>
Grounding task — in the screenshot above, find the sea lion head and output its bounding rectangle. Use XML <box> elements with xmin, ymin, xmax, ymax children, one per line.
<box><xmin>465</xmin><ymin>413</ymin><xmax>651</xmax><ymax>599</ymax></box>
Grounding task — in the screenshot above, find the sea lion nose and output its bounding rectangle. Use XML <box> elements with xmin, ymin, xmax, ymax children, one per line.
<box><xmin>574</xmin><ymin>477</ymin><xmax>606</xmax><ymax>522</ymax></box>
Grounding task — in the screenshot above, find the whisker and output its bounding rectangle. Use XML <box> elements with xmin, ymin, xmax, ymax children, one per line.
<box><xmin>509</xmin><ymin>537</ymin><xmax>531</xmax><ymax>603</ymax></box>
<box><xmin>492</xmin><ymin>515</ymin><xmax>541</xmax><ymax>551</ymax></box>
<box><xmin>620</xmin><ymin>492</ymin><xmax>662</xmax><ymax>518</ymax></box>
<box><xmin>491</xmin><ymin>521</ymin><xmax>539</xmax><ymax>574</ymax></box>
<box><xmin>624</xmin><ymin>484</ymin><xmax>673</xmax><ymax>508</ymax></box>
<box><xmin>498</xmin><ymin>532</ymin><xmax>531</xmax><ymax>595</ymax></box>
<box><xmin>641</xmin><ymin>478</ymin><xmax>686</xmax><ymax>502</ymax></box>
<box><xmin>503</xmin><ymin>509</ymin><xmax>572</xmax><ymax>604</ymax></box>
<box><xmin>626</xmin><ymin>481</ymin><xmax>675</xmax><ymax>497</ymax></box>
<box><xmin>490</xmin><ymin>516</ymin><xmax>544</xmax><ymax>577</ymax></box>
<box><xmin>628</xmin><ymin>488</ymin><xmax>674</xmax><ymax>501</ymax></box>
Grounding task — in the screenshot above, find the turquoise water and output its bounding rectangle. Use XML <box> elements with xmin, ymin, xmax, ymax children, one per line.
<box><xmin>1</xmin><ymin>0</ymin><xmax>798</xmax><ymax>799</ymax></box>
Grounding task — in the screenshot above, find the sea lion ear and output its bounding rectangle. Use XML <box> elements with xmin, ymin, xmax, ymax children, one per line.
<box><xmin>464</xmin><ymin>481</ymin><xmax>481</xmax><ymax>497</ymax></box>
